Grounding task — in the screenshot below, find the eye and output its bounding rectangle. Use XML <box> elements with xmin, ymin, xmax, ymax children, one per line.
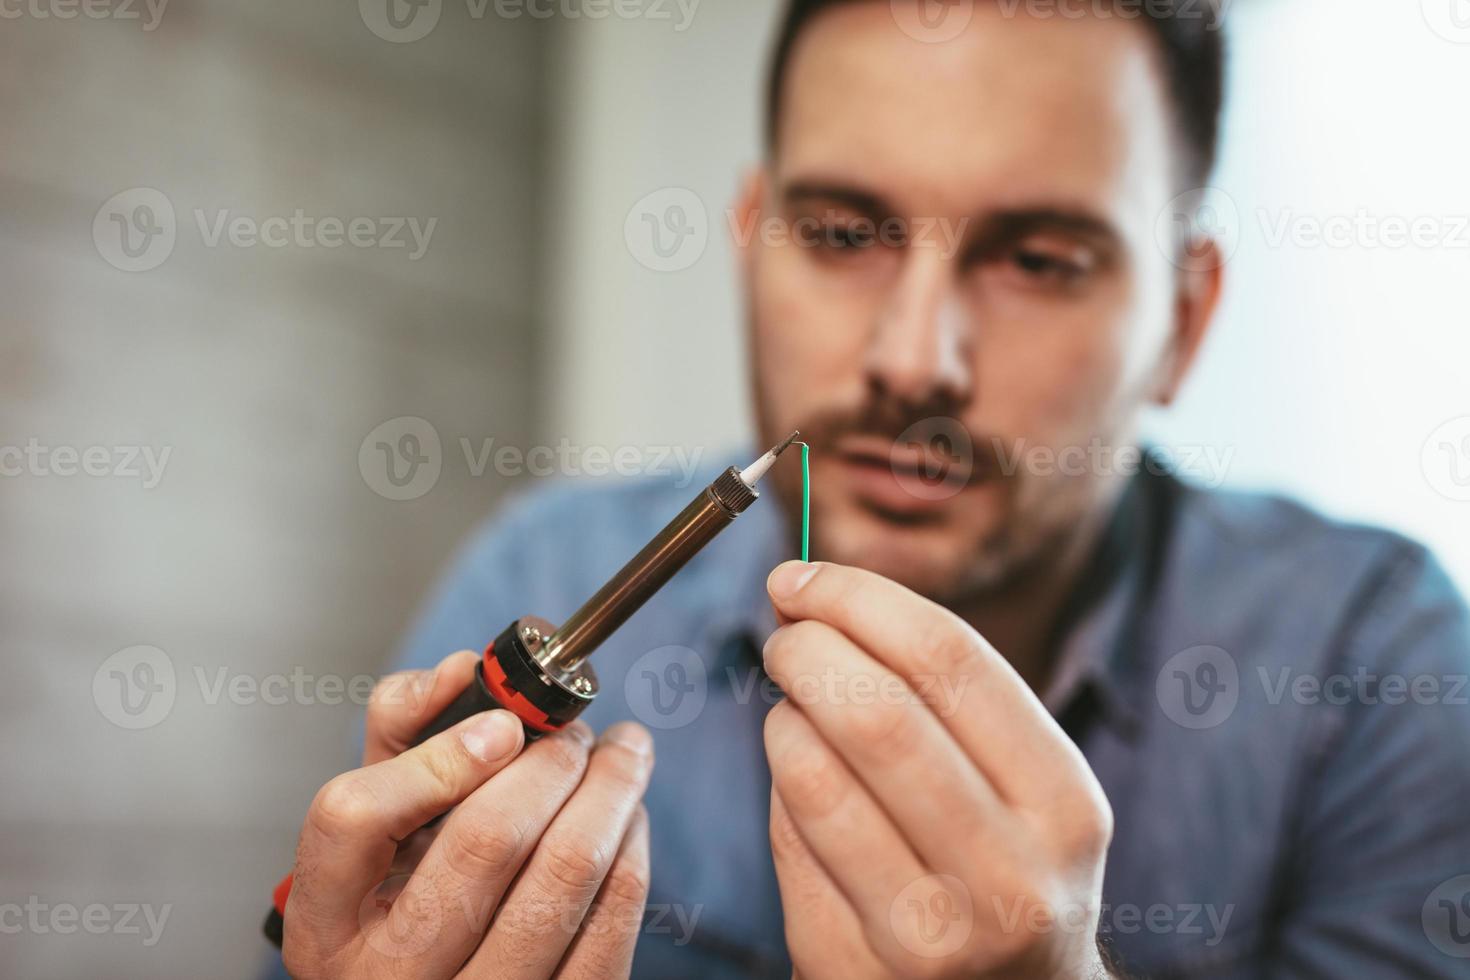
<box><xmin>1005</xmin><ymin>239</ymin><xmax>1097</xmax><ymax>287</ymax></box>
<box><xmin>1013</xmin><ymin>248</ymin><xmax>1081</xmax><ymax>278</ymax></box>
<box><xmin>823</xmin><ymin>223</ymin><xmax>877</xmax><ymax>250</ymax></box>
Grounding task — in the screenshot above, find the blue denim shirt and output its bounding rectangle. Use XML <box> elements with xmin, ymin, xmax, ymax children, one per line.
<box><xmin>276</xmin><ymin>453</ymin><xmax>1470</xmax><ymax>978</ymax></box>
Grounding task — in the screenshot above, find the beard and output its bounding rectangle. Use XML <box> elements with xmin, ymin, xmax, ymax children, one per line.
<box><xmin>756</xmin><ymin>396</ymin><xmax>1116</xmax><ymax>610</ymax></box>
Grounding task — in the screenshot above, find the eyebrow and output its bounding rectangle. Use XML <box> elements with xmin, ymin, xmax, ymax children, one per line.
<box><xmin>779</xmin><ymin>178</ymin><xmax>1123</xmax><ymax>251</ymax></box>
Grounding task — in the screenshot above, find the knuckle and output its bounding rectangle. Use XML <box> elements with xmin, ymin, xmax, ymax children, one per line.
<box><xmin>772</xmin><ymin>746</ymin><xmax>846</xmax><ymax>819</ymax></box>
<box><xmin>415</xmin><ymin>744</ymin><xmax>464</xmax><ymax>806</ymax></box>
<box><xmin>920</xmin><ymin>614</ymin><xmax>984</xmax><ymax>678</ymax></box>
<box><xmin>591</xmin><ymin>741</ymin><xmax>652</xmax><ymax>795</ymax></box>
<box><xmin>600</xmin><ymin>858</ymin><xmax>651</xmax><ymax>909</ymax></box>
<box><xmin>367</xmin><ymin>671</ymin><xmax>414</xmax><ymax>714</ymax></box>
<box><xmin>280</xmin><ymin>940</ymin><xmax>326</xmax><ymax>980</ymax></box>
<box><xmin>1062</xmin><ymin>792</ymin><xmax>1114</xmax><ymax>858</ymax></box>
<box><xmin>847</xmin><ymin>699</ymin><xmax>922</xmax><ymax>762</ymax></box>
<box><xmin>539</xmin><ymin>834</ymin><xmax>612</xmax><ymax>896</ymax></box>
<box><xmin>540</xmin><ymin>731</ymin><xmax>592</xmax><ymax>777</ymax></box>
<box><xmin>307</xmin><ymin>773</ymin><xmax>379</xmax><ymax>842</ymax></box>
<box><xmin>768</xmin><ymin>802</ymin><xmax>807</xmax><ymax>863</ymax></box>
<box><xmin>766</xmin><ymin>621</ymin><xmax>837</xmax><ymax>699</ymax></box>
<box><xmin>446</xmin><ymin>808</ymin><xmax>528</xmax><ymax>881</ymax></box>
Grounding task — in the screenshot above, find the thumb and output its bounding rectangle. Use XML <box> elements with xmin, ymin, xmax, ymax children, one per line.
<box><xmin>363</xmin><ymin>649</ymin><xmax>481</xmax><ymax>765</ymax></box>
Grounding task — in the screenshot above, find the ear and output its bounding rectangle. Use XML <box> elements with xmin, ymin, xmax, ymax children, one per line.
<box><xmin>730</xmin><ymin>166</ymin><xmax>768</xmax><ymax>287</ymax></box>
<box><xmin>1153</xmin><ymin>236</ymin><xmax>1225</xmax><ymax>407</ymax></box>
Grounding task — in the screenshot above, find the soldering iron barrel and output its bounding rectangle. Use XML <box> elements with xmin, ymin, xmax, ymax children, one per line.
<box><xmin>539</xmin><ymin>467</ymin><xmax>757</xmax><ymax>671</ymax></box>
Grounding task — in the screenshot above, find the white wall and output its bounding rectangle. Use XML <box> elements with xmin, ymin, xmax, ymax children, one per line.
<box><xmin>547</xmin><ymin>0</ymin><xmax>1470</xmax><ymax>589</ymax></box>
<box><xmin>0</xmin><ymin>5</ymin><xmax>551</xmax><ymax>977</ymax></box>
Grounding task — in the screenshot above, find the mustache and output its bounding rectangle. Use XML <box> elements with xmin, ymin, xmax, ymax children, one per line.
<box><xmin>795</xmin><ymin>401</ymin><xmax>1004</xmax><ymax>478</ymax></box>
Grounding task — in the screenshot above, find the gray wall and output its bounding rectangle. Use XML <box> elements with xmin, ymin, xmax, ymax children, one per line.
<box><xmin>0</xmin><ymin>4</ymin><xmax>551</xmax><ymax>977</ymax></box>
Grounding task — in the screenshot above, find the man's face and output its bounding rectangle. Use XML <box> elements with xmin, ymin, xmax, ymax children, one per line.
<box><xmin>741</xmin><ymin>3</ymin><xmax>1195</xmax><ymax>604</ymax></box>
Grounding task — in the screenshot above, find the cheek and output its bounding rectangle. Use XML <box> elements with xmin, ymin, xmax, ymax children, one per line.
<box><xmin>975</xmin><ymin>292</ymin><xmax>1134</xmax><ymax>443</ymax></box>
<box><xmin>749</xmin><ymin>244</ymin><xmax>875</xmax><ymax>411</ymax></box>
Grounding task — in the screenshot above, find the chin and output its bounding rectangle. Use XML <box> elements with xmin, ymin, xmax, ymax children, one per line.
<box><xmin>811</xmin><ymin>501</ymin><xmax>1009</xmax><ymax>604</ymax></box>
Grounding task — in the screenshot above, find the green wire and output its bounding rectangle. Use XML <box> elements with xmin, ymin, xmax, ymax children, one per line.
<box><xmin>800</xmin><ymin>442</ymin><xmax>810</xmax><ymax>562</ymax></box>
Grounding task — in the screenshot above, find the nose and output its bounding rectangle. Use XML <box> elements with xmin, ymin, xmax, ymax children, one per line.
<box><xmin>863</xmin><ymin>248</ymin><xmax>974</xmax><ymax>409</ymax></box>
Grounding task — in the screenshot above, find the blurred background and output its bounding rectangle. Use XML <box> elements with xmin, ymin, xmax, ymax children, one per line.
<box><xmin>3</xmin><ymin>0</ymin><xmax>1469</xmax><ymax>976</ymax></box>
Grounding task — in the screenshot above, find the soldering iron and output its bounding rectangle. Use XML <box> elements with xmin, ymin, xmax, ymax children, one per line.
<box><xmin>263</xmin><ymin>431</ymin><xmax>801</xmax><ymax>947</ymax></box>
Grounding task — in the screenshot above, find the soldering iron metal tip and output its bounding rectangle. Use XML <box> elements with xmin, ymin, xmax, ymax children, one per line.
<box><xmin>773</xmin><ymin>430</ymin><xmax>800</xmax><ymax>457</ymax></box>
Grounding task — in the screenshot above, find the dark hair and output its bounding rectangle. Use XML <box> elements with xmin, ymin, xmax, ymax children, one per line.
<box><xmin>765</xmin><ymin>0</ymin><xmax>1226</xmax><ymax>187</ymax></box>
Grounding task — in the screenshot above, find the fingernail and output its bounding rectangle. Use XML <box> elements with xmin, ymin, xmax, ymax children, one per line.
<box><xmin>601</xmin><ymin>722</ymin><xmax>653</xmax><ymax>755</ymax></box>
<box><xmin>459</xmin><ymin>710</ymin><xmax>520</xmax><ymax>762</ymax></box>
<box><xmin>768</xmin><ymin>561</ymin><xmax>820</xmax><ymax>599</ymax></box>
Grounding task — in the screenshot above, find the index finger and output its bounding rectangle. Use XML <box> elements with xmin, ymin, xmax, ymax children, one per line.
<box><xmin>363</xmin><ymin>650</ymin><xmax>482</xmax><ymax>765</ymax></box>
<box><xmin>765</xmin><ymin>560</ymin><xmax>1090</xmax><ymax>803</ymax></box>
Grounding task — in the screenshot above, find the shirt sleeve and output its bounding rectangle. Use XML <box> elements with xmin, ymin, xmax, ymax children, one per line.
<box><xmin>1268</xmin><ymin>542</ymin><xmax>1470</xmax><ymax>978</ymax></box>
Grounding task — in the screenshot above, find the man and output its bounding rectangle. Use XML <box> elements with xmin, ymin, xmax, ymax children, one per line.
<box><xmin>273</xmin><ymin>1</ymin><xmax>1470</xmax><ymax>978</ymax></box>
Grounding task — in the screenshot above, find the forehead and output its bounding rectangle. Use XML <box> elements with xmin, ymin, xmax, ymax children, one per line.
<box><xmin>776</xmin><ymin>3</ymin><xmax>1177</xmax><ymax>214</ymax></box>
